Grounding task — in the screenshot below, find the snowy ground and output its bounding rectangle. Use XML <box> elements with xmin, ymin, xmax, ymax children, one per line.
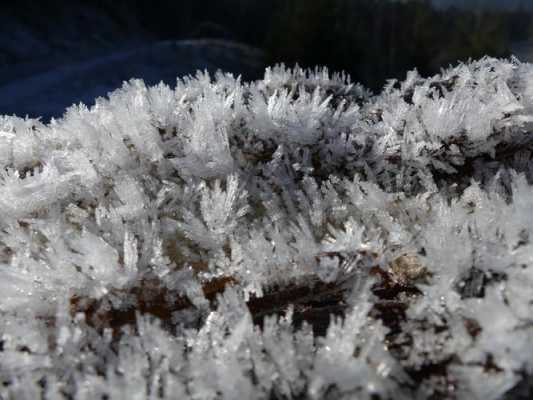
<box><xmin>1</xmin><ymin>57</ymin><xmax>533</xmax><ymax>400</ymax></box>
<box><xmin>0</xmin><ymin>39</ymin><xmax>265</xmax><ymax>121</ymax></box>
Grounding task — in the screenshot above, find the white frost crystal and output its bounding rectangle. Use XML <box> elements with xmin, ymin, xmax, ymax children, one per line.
<box><xmin>1</xmin><ymin>58</ymin><xmax>533</xmax><ymax>399</ymax></box>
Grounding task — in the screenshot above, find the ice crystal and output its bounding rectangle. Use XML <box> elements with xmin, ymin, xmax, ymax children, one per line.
<box><xmin>1</xmin><ymin>58</ymin><xmax>533</xmax><ymax>399</ymax></box>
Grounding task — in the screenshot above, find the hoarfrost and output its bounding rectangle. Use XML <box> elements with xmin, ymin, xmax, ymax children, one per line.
<box><xmin>1</xmin><ymin>57</ymin><xmax>533</xmax><ymax>399</ymax></box>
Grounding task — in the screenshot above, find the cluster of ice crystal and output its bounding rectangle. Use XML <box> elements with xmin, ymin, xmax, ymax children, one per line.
<box><xmin>1</xmin><ymin>57</ymin><xmax>533</xmax><ymax>399</ymax></box>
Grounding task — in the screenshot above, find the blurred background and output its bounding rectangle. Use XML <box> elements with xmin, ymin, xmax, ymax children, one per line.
<box><xmin>1</xmin><ymin>0</ymin><xmax>532</xmax><ymax>120</ymax></box>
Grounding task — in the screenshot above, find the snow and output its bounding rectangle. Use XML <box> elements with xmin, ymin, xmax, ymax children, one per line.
<box><xmin>1</xmin><ymin>57</ymin><xmax>533</xmax><ymax>399</ymax></box>
<box><xmin>0</xmin><ymin>40</ymin><xmax>264</xmax><ymax>122</ymax></box>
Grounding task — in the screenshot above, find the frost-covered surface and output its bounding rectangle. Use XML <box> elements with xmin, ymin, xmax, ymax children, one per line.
<box><xmin>1</xmin><ymin>57</ymin><xmax>533</xmax><ymax>399</ymax></box>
